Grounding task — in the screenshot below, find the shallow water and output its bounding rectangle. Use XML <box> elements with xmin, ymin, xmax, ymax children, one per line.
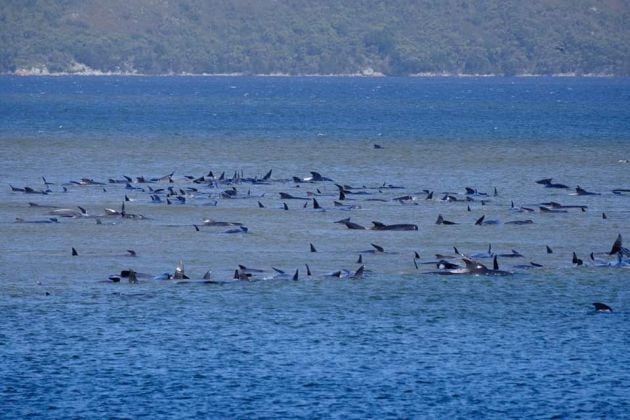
<box><xmin>1</xmin><ymin>76</ymin><xmax>630</xmax><ymax>418</ymax></box>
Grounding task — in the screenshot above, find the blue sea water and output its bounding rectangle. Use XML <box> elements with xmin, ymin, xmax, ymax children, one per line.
<box><xmin>1</xmin><ymin>76</ymin><xmax>630</xmax><ymax>418</ymax></box>
<box><xmin>2</xmin><ymin>76</ymin><xmax>629</xmax><ymax>142</ymax></box>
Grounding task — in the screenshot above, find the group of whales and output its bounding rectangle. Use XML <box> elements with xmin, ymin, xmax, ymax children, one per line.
<box><xmin>10</xmin><ymin>168</ymin><xmax>629</xmax><ymax>292</ymax></box>
<box><xmin>96</xmin><ymin>232</ymin><xmax>628</xmax><ymax>285</ymax></box>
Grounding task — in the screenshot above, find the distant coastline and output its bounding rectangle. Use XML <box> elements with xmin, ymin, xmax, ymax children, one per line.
<box><xmin>5</xmin><ymin>67</ymin><xmax>620</xmax><ymax>78</ymax></box>
<box><xmin>4</xmin><ymin>1</ymin><xmax>628</xmax><ymax>79</ymax></box>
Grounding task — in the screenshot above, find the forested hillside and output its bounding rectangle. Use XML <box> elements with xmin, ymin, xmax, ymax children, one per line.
<box><xmin>1</xmin><ymin>0</ymin><xmax>628</xmax><ymax>75</ymax></box>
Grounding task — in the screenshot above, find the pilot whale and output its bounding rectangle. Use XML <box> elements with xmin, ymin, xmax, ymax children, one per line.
<box><xmin>474</xmin><ymin>215</ymin><xmax>500</xmax><ymax>226</ymax></box>
<box><xmin>536</xmin><ymin>178</ymin><xmax>569</xmax><ymax>189</ymax></box>
<box><xmin>430</xmin><ymin>256</ymin><xmax>511</xmax><ymax>276</ymax></box>
<box><xmin>574</xmin><ymin>186</ymin><xmax>600</xmax><ymax>196</ymax></box>
<box><xmin>436</xmin><ymin>214</ymin><xmax>458</xmax><ymax>225</ymax></box>
<box><xmin>49</xmin><ymin>207</ymin><xmax>88</xmax><ymax>218</ymax></box>
<box><xmin>335</xmin><ymin>217</ymin><xmax>366</xmax><ymax>230</ymax></box>
<box><xmin>301</xmin><ymin>171</ymin><xmax>333</xmax><ymax>182</ymax></box>
<box><xmin>593</xmin><ymin>302</ymin><xmax>612</xmax><ymax>312</ymax></box>
<box><xmin>609</xmin><ymin>234</ymin><xmax>629</xmax><ymax>256</ymax></box>
<box><xmin>279</xmin><ymin>192</ymin><xmax>310</xmax><ymax>200</ymax></box>
<box><xmin>174</xmin><ymin>260</ymin><xmax>189</xmax><ymax>280</ymax></box>
<box><xmin>361</xmin><ymin>243</ymin><xmax>386</xmax><ymax>254</ymax></box>
<box><xmin>371</xmin><ymin>221</ymin><xmax>418</xmax><ymax>231</ymax></box>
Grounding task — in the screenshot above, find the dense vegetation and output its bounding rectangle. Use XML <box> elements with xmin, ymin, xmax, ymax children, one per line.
<box><xmin>1</xmin><ymin>0</ymin><xmax>628</xmax><ymax>75</ymax></box>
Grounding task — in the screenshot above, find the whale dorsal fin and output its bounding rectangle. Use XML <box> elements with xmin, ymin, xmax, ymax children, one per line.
<box><xmin>609</xmin><ymin>234</ymin><xmax>622</xmax><ymax>255</ymax></box>
<box><xmin>593</xmin><ymin>302</ymin><xmax>612</xmax><ymax>312</ymax></box>
<box><xmin>128</xmin><ymin>269</ymin><xmax>137</xmax><ymax>284</ymax></box>
<box><xmin>371</xmin><ymin>243</ymin><xmax>384</xmax><ymax>253</ymax></box>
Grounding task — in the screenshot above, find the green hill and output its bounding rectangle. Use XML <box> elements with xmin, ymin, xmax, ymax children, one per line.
<box><xmin>1</xmin><ymin>0</ymin><xmax>628</xmax><ymax>75</ymax></box>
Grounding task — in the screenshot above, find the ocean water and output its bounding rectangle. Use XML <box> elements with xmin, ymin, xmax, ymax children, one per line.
<box><xmin>1</xmin><ymin>76</ymin><xmax>630</xmax><ymax>418</ymax></box>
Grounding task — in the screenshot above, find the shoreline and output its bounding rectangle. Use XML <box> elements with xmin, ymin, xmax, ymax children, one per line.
<box><xmin>3</xmin><ymin>68</ymin><xmax>623</xmax><ymax>78</ymax></box>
